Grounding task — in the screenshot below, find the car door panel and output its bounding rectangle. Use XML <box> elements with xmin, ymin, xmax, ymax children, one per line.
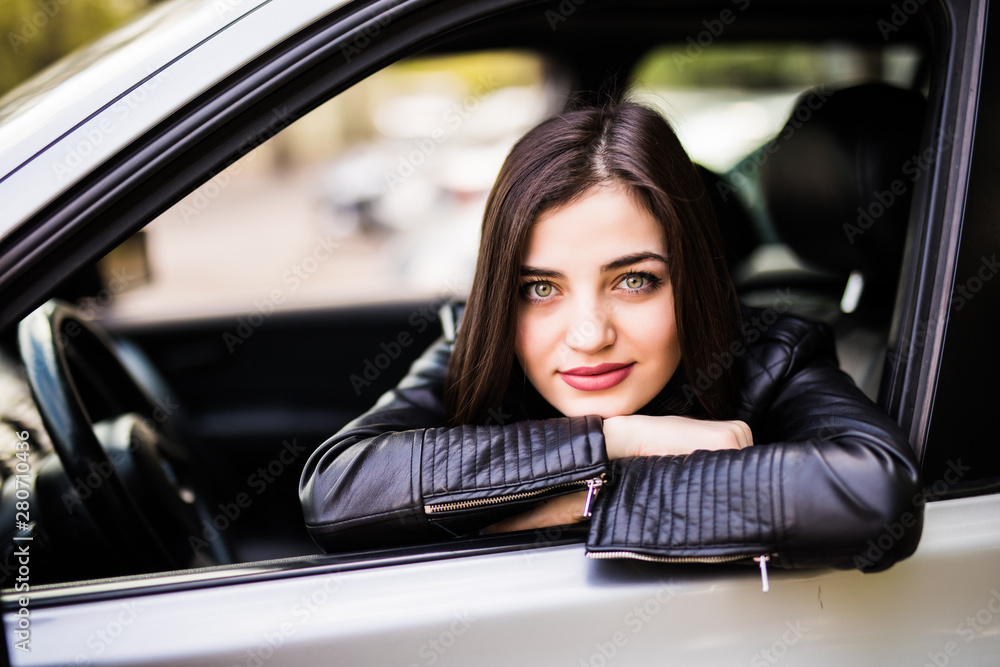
<box><xmin>8</xmin><ymin>494</ymin><xmax>1000</xmax><ymax>666</ymax></box>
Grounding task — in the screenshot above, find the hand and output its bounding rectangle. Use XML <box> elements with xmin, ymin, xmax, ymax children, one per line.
<box><xmin>603</xmin><ymin>414</ymin><xmax>753</xmax><ymax>459</ymax></box>
<box><xmin>482</xmin><ymin>490</ymin><xmax>588</xmax><ymax>534</ymax></box>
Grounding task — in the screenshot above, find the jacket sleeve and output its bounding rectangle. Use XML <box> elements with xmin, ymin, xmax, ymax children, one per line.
<box><xmin>299</xmin><ymin>334</ymin><xmax>609</xmax><ymax>552</ymax></box>
<box><xmin>585</xmin><ymin>315</ymin><xmax>924</xmax><ymax>571</ymax></box>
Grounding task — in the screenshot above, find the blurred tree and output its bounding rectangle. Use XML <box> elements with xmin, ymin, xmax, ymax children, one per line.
<box><xmin>0</xmin><ymin>0</ymin><xmax>150</xmax><ymax>98</ymax></box>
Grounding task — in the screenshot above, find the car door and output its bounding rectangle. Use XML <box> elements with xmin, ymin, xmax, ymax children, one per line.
<box><xmin>2</xmin><ymin>0</ymin><xmax>999</xmax><ymax>665</ymax></box>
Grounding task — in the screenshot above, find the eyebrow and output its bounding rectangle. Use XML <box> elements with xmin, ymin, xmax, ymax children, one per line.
<box><xmin>600</xmin><ymin>252</ymin><xmax>668</xmax><ymax>273</ymax></box>
<box><xmin>520</xmin><ymin>251</ymin><xmax>668</xmax><ymax>278</ymax></box>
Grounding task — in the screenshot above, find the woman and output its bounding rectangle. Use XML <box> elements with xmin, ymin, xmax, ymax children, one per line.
<box><xmin>299</xmin><ymin>101</ymin><xmax>923</xmax><ymax>577</ymax></box>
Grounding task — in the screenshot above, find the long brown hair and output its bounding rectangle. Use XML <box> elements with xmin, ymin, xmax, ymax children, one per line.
<box><xmin>444</xmin><ymin>101</ymin><xmax>739</xmax><ymax>424</ymax></box>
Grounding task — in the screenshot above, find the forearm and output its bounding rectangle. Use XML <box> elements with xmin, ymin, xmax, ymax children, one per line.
<box><xmin>603</xmin><ymin>414</ymin><xmax>752</xmax><ymax>458</ymax></box>
<box><xmin>586</xmin><ymin>365</ymin><xmax>923</xmax><ymax>571</ymax></box>
<box><xmin>301</xmin><ymin>414</ymin><xmax>610</xmax><ymax>551</ymax></box>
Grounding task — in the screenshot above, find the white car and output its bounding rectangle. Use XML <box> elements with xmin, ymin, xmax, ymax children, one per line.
<box><xmin>0</xmin><ymin>0</ymin><xmax>998</xmax><ymax>664</ymax></box>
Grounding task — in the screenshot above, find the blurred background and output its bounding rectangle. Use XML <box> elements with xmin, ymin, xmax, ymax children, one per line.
<box><xmin>0</xmin><ymin>0</ymin><xmax>160</xmax><ymax>97</ymax></box>
<box><xmin>1</xmin><ymin>1</ymin><xmax>920</xmax><ymax>322</ymax></box>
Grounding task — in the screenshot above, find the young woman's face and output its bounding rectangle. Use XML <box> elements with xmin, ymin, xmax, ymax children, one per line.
<box><xmin>515</xmin><ymin>186</ymin><xmax>681</xmax><ymax>418</ymax></box>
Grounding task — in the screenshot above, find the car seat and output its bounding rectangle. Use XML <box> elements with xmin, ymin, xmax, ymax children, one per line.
<box><xmin>746</xmin><ymin>83</ymin><xmax>926</xmax><ymax>398</ymax></box>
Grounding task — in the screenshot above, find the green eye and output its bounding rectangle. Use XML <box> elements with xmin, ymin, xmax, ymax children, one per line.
<box><xmin>532</xmin><ymin>282</ymin><xmax>553</xmax><ymax>297</ymax></box>
<box><xmin>624</xmin><ymin>275</ymin><xmax>645</xmax><ymax>289</ymax></box>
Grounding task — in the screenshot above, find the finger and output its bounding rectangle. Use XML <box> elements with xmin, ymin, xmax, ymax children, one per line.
<box><xmin>722</xmin><ymin>420</ymin><xmax>748</xmax><ymax>449</ymax></box>
<box><xmin>734</xmin><ymin>420</ymin><xmax>753</xmax><ymax>449</ymax></box>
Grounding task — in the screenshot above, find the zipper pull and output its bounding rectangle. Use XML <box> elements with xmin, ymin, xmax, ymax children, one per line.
<box><xmin>755</xmin><ymin>555</ymin><xmax>770</xmax><ymax>593</ymax></box>
<box><xmin>582</xmin><ymin>477</ymin><xmax>604</xmax><ymax>518</ymax></box>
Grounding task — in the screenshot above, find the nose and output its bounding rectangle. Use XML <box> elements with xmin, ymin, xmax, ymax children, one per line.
<box><xmin>563</xmin><ymin>298</ymin><xmax>616</xmax><ymax>355</ymax></box>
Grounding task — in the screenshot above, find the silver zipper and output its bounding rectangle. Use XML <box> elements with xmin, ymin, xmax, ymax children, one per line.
<box><xmin>588</xmin><ymin>551</ymin><xmax>776</xmax><ymax>593</ymax></box>
<box><xmin>582</xmin><ymin>476</ymin><xmax>604</xmax><ymax>518</ymax></box>
<box><xmin>586</xmin><ymin>551</ymin><xmax>751</xmax><ymax>564</ymax></box>
<box><xmin>755</xmin><ymin>554</ymin><xmax>770</xmax><ymax>593</ymax></box>
<box><xmin>424</xmin><ymin>474</ymin><xmax>606</xmax><ymax>515</ymax></box>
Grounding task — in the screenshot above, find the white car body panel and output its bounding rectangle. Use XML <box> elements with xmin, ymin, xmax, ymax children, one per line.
<box><xmin>8</xmin><ymin>494</ymin><xmax>1000</xmax><ymax>665</ymax></box>
<box><xmin>0</xmin><ymin>0</ymin><xmax>349</xmax><ymax>240</ymax></box>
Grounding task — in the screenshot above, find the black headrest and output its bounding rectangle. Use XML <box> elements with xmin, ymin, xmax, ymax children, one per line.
<box><xmin>760</xmin><ymin>83</ymin><xmax>926</xmax><ymax>287</ymax></box>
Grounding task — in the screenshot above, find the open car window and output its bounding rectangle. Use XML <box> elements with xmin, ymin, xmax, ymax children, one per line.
<box><xmin>0</xmin><ymin>30</ymin><xmax>920</xmax><ymax>588</ymax></box>
<box><xmin>39</xmin><ymin>23</ymin><xmax>939</xmax><ymax>587</ymax></box>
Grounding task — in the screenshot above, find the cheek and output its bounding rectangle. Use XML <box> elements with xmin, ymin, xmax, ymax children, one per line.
<box><xmin>515</xmin><ymin>312</ymin><xmax>555</xmax><ymax>377</ymax></box>
<box><xmin>514</xmin><ymin>313</ymin><xmax>536</xmax><ymax>369</ymax></box>
<box><xmin>631</xmin><ymin>301</ymin><xmax>681</xmax><ymax>366</ymax></box>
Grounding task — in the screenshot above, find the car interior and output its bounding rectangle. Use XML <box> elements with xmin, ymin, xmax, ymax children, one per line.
<box><xmin>0</xmin><ymin>0</ymin><xmax>940</xmax><ymax>587</ymax></box>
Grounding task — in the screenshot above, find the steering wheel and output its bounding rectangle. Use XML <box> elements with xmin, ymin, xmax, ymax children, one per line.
<box><xmin>18</xmin><ymin>300</ymin><xmax>234</xmax><ymax>574</ymax></box>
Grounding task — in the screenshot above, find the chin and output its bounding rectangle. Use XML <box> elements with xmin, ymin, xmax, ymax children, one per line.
<box><xmin>552</xmin><ymin>396</ymin><xmax>641</xmax><ymax>419</ymax></box>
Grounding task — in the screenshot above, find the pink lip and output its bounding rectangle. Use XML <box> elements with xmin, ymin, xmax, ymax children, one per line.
<box><xmin>559</xmin><ymin>363</ymin><xmax>634</xmax><ymax>391</ymax></box>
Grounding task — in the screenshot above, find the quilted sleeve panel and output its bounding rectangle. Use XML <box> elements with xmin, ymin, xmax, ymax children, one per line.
<box><xmin>586</xmin><ymin>312</ymin><xmax>922</xmax><ymax>572</ymax></box>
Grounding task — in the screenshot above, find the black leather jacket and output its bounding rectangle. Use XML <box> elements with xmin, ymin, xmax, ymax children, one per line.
<box><xmin>300</xmin><ymin>306</ymin><xmax>923</xmax><ymax>572</ymax></box>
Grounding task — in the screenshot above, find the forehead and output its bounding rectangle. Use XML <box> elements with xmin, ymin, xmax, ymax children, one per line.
<box><xmin>524</xmin><ymin>187</ymin><xmax>666</xmax><ymax>265</ymax></box>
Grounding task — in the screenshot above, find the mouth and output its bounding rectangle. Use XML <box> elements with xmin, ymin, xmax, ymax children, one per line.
<box><xmin>558</xmin><ymin>363</ymin><xmax>635</xmax><ymax>391</ymax></box>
